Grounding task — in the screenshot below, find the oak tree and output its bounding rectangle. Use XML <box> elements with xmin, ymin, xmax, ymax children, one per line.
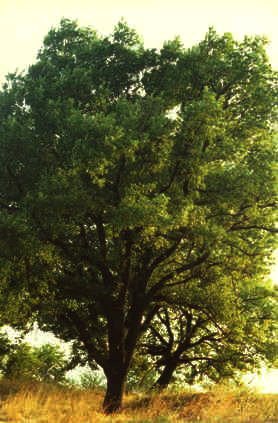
<box><xmin>0</xmin><ymin>19</ymin><xmax>277</xmax><ymax>412</ymax></box>
<box><xmin>137</xmin><ymin>278</ymin><xmax>278</xmax><ymax>390</ymax></box>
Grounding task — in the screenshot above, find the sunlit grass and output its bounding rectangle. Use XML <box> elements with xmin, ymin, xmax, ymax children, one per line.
<box><xmin>0</xmin><ymin>379</ymin><xmax>277</xmax><ymax>422</ymax></box>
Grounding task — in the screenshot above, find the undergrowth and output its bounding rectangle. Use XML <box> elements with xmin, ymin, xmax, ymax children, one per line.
<box><xmin>0</xmin><ymin>379</ymin><xmax>276</xmax><ymax>422</ymax></box>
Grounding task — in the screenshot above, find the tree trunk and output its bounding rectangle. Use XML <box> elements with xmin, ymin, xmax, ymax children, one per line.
<box><xmin>153</xmin><ymin>359</ymin><xmax>178</xmax><ymax>391</ymax></box>
<box><xmin>102</xmin><ymin>296</ymin><xmax>145</xmax><ymax>412</ymax></box>
<box><xmin>102</xmin><ymin>367</ymin><xmax>127</xmax><ymax>414</ymax></box>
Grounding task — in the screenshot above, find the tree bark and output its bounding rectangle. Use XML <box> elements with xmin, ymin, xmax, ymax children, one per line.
<box><xmin>153</xmin><ymin>359</ymin><xmax>178</xmax><ymax>391</ymax></box>
<box><xmin>103</xmin><ymin>367</ymin><xmax>128</xmax><ymax>413</ymax></box>
<box><xmin>101</xmin><ymin>288</ymin><xmax>146</xmax><ymax>413</ymax></box>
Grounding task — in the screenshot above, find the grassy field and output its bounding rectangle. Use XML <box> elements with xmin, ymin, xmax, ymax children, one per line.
<box><xmin>0</xmin><ymin>380</ymin><xmax>277</xmax><ymax>422</ymax></box>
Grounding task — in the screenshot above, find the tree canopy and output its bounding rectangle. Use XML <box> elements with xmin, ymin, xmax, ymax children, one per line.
<box><xmin>0</xmin><ymin>19</ymin><xmax>277</xmax><ymax>412</ymax></box>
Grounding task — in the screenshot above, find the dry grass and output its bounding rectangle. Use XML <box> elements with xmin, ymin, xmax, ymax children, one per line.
<box><xmin>0</xmin><ymin>379</ymin><xmax>277</xmax><ymax>422</ymax></box>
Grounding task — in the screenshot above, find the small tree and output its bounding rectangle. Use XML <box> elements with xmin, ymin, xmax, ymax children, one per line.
<box><xmin>0</xmin><ymin>20</ymin><xmax>277</xmax><ymax>412</ymax></box>
<box><xmin>1</xmin><ymin>342</ymin><xmax>70</xmax><ymax>383</ymax></box>
<box><xmin>137</xmin><ymin>278</ymin><xmax>278</xmax><ymax>390</ymax></box>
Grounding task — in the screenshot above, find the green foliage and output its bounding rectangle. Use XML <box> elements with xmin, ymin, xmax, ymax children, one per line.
<box><xmin>77</xmin><ymin>368</ymin><xmax>106</xmax><ymax>390</ymax></box>
<box><xmin>126</xmin><ymin>350</ymin><xmax>158</xmax><ymax>392</ymax></box>
<box><xmin>0</xmin><ymin>339</ymin><xmax>69</xmax><ymax>383</ymax></box>
<box><xmin>0</xmin><ymin>332</ymin><xmax>12</xmax><ymax>358</ymax></box>
<box><xmin>132</xmin><ymin>280</ymin><xmax>278</xmax><ymax>390</ymax></box>
<box><xmin>0</xmin><ymin>19</ymin><xmax>277</xmax><ymax>411</ymax></box>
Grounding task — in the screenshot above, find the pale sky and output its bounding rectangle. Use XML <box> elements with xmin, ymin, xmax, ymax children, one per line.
<box><xmin>0</xmin><ymin>0</ymin><xmax>278</xmax><ymax>84</ymax></box>
<box><xmin>0</xmin><ymin>0</ymin><xmax>277</xmax><ymax>392</ymax></box>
